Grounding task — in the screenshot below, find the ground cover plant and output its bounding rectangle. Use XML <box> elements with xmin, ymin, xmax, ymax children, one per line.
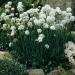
<box><xmin>0</xmin><ymin>60</ymin><xmax>28</xmax><ymax>75</ymax></box>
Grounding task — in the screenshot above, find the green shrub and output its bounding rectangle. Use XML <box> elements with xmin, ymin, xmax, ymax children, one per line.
<box><xmin>0</xmin><ymin>60</ymin><xmax>28</xmax><ymax>75</ymax></box>
<box><xmin>10</xmin><ymin>30</ymin><xmax>72</xmax><ymax>73</ymax></box>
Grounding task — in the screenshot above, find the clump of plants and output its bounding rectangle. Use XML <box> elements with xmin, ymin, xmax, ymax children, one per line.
<box><xmin>0</xmin><ymin>1</ymin><xmax>75</xmax><ymax>73</ymax></box>
<box><xmin>0</xmin><ymin>60</ymin><xmax>28</xmax><ymax>75</ymax></box>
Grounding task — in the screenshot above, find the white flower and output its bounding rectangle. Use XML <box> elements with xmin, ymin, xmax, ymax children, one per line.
<box><xmin>5</xmin><ymin>9</ymin><xmax>10</xmax><ymax>13</ymax></box>
<box><xmin>27</xmin><ymin>22</ymin><xmax>33</xmax><ymax>27</ymax></box>
<box><xmin>27</xmin><ymin>8</ymin><xmax>39</xmax><ymax>16</ymax></box>
<box><xmin>66</xmin><ymin>13</ymin><xmax>72</xmax><ymax>17</ymax></box>
<box><xmin>64</xmin><ymin>41</ymin><xmax>75</xmax><ymax>65</ymax></box>
<box><xmin>19</xmin><ymin>13</ymin><xmax>24</xmax><ymax>18</ymax></box>
<box><xmin>30</xmin><ymin>17</ymin><xmax>36</xmax><ymax>21</ymax></box>
<box><xmin>50</xmin><ymin>25</ymin><xmax>56</xmax><ymax>30</ymax></box>
<box><xmin>20</xmin><ymin>13</ymin><xmax>29</xmax><ymax>22</ymax></box>
<box><xmin>35</xmin><ymin>36</ymin><xmax>43</xmax><ymax>42</ymax></box>
<box><xmin>16</xmin><ymin>18</ymin><xmax>21</xmax><ymax>23</ymax></box>
<box><xmin>20</xmin><ymin>12</ymin><xmax>28</xmax><ymax>18</ymax></box>
<box><xmin>43</xmin><ymin>23</ymin><xmax>49</xmax><ymax>28</ymax></box>
<box><xmin>9</xmin><ymin>13</ymin><xmax>14</xmax><ymax>17</ymax></box>
<box><xmin>8</xmin><ymin>1</ymin><xmax>12</xmax><ymax>6</ymax></box>
<box><xmin>45</xmin><ymin>44</ymin><xmax>49</xmax><ymax>49</ymax></box>
<box><xmin>23</xmin><ymin>16</ymin><xmax>29</xmax><ymax>22</ymax></box>
<box><xmin>46</xmin><ymin>16</ymin><xmax>55</xmax><ymax>23</ymax></box>
<box><xmin>64</xmin><ymin>17</ymin><xmax>70</xmax><ymax>23</ymax></box>
<box><xmin>39</xmin><ymin>12</ymin><xmax>46</xmax><ymax>19</ymax></box>
<box><xmin>49</xmin><ymin>11</ymin><xmax>55</xmax><ymax>16</ymax></box>
<box><xmin>17</xmin><ymin>2</ymin><xmax>24</xmax><ymax>12</ymax></box>
<box><xmin>55</xmin><ymin>24</ymin><xmax>65</xmax><ymax>29</ymax></box>
<box><xmin>56</xmin><ymin>7</ymin><xmax>61</xmax><ymax>14</ymax></box>
<box><xmin>34</xmin><ymin>8</ymin><xmax>39</xmax><ymax>13</ymax></box>
<box><xmin>39</xmin><ymin>34</ymin><xmax>45</xmax><ymax>38</ymax></box>
<box><xmin>11</xmin><ymin>8</ymin><xmax>15</xmax><ymax>11</ymax></box>
<box><xmin>70</xmin><ymin>16</ymin><xmax>75</xmax><ymax>21</ymax></box>
<box><xmin>39</xmin><ymin>18</ymin><xmax>45</xmax><ymax>25</ymax></box>
<box><xmin>18</xmin><ymin>25</ymin><xmax>25</xmax><ymax>30</ymax></box>
<box><xmin>31</xmin><ymin>4</ymin><xmax>34</xmax><ymax>8</ymax></box>
<box><xmin>25</xmin><ymin>30</ymin><xmax>30</xmax><ymax>35</ymax></box>
<box><xmin>59</xmin><ymin>23</ymin><xmax>64</xmax><ymax>27</ymax></box>
<box><xmin>3</xmin><ymin>24</ymin><xmax>7</xmax><ymax>29</ymax></box>
<box><xmin>16</xmin><ymin>23</ymin><xmax>21</xmax><ymax>26</ymax></box>
<box><xmin>35</xmin><ymin>34</ymin><xmax>45</xmax><ymax>42</ymax></box>
<box><xmin>61</xmin><ymin>11</ymin><xmax>67</xmax><ymax>16</ymax></box>
<box><xmin>23</xmin><ymin>12</ymin><xmax>28</xmax><ymax>16</ymax></box>
<box><xmin>34</xmin><ymin>19</ymin><xmax>39</xmax><ymax>25</ymax></box>
<box><xmin>10</xmin><ymin>30</ymin><xmax>16</xmax><ymax>36</ymax></box>
<box><xmin>32</xmin><ymin>17</ymin><xmax>36</xmax><ymax>20</ymax></box>
<box><xmin>61</xmin><ymin>20</ymin><xmax>66</xmax><ymax>24</ymax></box>
<box><xmin>9</xmin><ymin>42</ymin><xmax>12</xmax><ymax>47</ymax></box>
<box><xmin>5</xmin><ymin>4</ymin><xmax>11</xmax><ymax>9</ymax></box>
<box><xmin>37</xmin><ymin>29</ymin><xmax>42</xmax><ymax>33</ymax></box>
<box><xmin>11</xmin><ymin>18</ymin><xmax>16</xmax><ymax>22</ymax></box>
<box><xmin>4</xmin><ymin>15</ymin><xmax>10</xmax><ymax>20</ymax></box>
<box><xmin>15</xmin><ymin>13</ymin><xmax>18</xmax><ymax>16</ymax></box>
<box><xmin>1</xmin><ymin>13</ymin><xmax>6</xmax><ymax>19</ymax></box>
<box><xmin>10</xmin><ymin>26</ymin><xmax>16</xmax><ymax>31</ymax></box>
<box><xmin>41</xmin><ymin>5</ymin><xmax>51</xmax><ymax>14</ymax></box>
<box><xmin>66</xmin><ymin>7</ymin><xmax>72</xmax><ymax>13</ymax></box>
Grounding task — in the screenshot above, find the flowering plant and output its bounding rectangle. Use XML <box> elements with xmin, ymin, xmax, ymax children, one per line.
<box><xmin>65</xmin><ymin>41</ymin><xmax>75</xmax><ymax>65</ymax></box>
<box><xmin>0</xmin><ymin>1</ymin><xmax>74</xmax><ymax>72</ymax></box>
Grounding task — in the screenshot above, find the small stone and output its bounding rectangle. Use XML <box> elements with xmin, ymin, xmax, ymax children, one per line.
<box><xmin>27</xmin><ymin>69</ymin><xmax>44</xmax><ymax>75</ymax></box>
<box><xmin>0</xmin><ymin>51</ymin><xmax>12</xmax><ymax>60</ymax></box>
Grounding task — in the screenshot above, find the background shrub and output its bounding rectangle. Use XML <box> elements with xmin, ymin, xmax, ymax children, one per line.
<box><xmin>0</xmin><ymin>0</ymin><xmax>43</xmax><ymax>9</ymax></box>
<box><xmin>0</xmin><ymin>60</ymin><xmax>28</xmax><ymax>75</ymax></box>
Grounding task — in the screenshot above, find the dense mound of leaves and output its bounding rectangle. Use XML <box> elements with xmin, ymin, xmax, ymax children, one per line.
<box><xmin>0</xmin><ymin>60</ymin><xmax>28</xmax><ymax>75</ymax></box>
<box><xmin>11</xmin><ymin>30</ymin><xmax>72</xmax><ymax>73</ymax></box>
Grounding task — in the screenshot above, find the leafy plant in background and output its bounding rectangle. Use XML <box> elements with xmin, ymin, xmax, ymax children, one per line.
<box><xmin>0</xmin><ymin>0</ymin><xmax>43</xmax><ymax>10</ymax></box>
<box><xmin>0</xmin><ymin>60</ymin><xmax>28</xmax><ymax>75</ymax></box>
<box><xmin>0</xmin><ymin>1</ymin><xmax>75</xmax><ymax>74</ymax></box>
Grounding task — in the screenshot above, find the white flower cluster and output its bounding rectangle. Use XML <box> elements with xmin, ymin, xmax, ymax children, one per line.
<box><xmin>35</xmin><ymin>34</ymin><xmax>45</xmax><ymax>42</ymax></box>
<box><xmin>17</xmin><ymin>2</ymin><xmax>24</xmax><ymax>12</ymax></box>
<box><xmin>65</xmin><ymin>41</ymin><xmax>75</xmax><ymax>65</ymax></box>
<box><xmin>10</xmin><ymin>26</ymin><xmax>16</xmax><ymax>36</ymax></box>
<box><xmin>5</xmin><ymin>1</ymin><xmax>12</xmax><ymax>9</ymax></box>
<box><xmin>1</xmin><ymin>2</ymin><xmax>74</xmax><ymax>30</ymax></box>
<box><xmin>45</xmin><ymin>44</ymin><xmax>49</xmax><ymax>49</ymax></box>
<box><xmin>0</xmin><ymin>2</ymin><xmax>75</xmax><ymax>44</ymax></box>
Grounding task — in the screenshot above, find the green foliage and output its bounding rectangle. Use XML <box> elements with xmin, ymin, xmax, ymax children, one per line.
<box><xmin>10</xmin><ymin>29</ymin><xmax>72</xmax><ymax>73</ymax></box>
<box><xmin>0</xmin><ymin>29</ymin><xmax>10</xmax><ymax>51</ymax></box>
<box><xmin>0</xmin><ymin>60</ymin><xmax>28</xmax><ymax>75</ymax></box>
<box><xmin>58</xmin><ymin>71</ymin><xmax>71</xmax><ymax>75</ymax></box>
<box><xmin>0</xmin><ymin>0</ymin><xmax>43</xmax><ymax>9</ymax></box>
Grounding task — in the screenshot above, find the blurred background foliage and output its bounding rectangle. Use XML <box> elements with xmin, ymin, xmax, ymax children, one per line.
<box><xmin>0</xmin><ymin>60</ymin><xmax>28</xmax><ymax>75</ymax></box>
<box><xmin>0</xmin><ymin>0</ymin><xmax>43</xmax><ymax>14</ymax></box>
<box><xmin>0</xmin><ymin>0</ymin><xmax>43</xmax><ymax>7</ymax></box>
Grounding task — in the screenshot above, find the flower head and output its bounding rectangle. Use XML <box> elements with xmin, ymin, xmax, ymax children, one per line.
<box><xmin>18</xmin><ymin>25</ymin><xmax>25</xmax><ymax>30</ymax></box>
<box><xmin>25</xmin><ymin>30</ymin><xmax>30</xmax><ymax>35</ymax></box>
